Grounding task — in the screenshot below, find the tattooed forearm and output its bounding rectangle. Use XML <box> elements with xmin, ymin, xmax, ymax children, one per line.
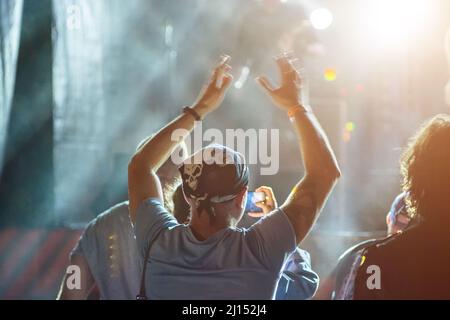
<box><xmin>282</xmin><ymin>175</ymin><xmax>336</xmax><ymax>244</ymax></box>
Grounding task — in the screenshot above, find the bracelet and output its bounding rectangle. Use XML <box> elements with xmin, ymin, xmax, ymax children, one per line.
<box><xmin>287</xmin><ymin>105</ymin><xmax>309</xmax><ymax>118</ymax></box>
<box><xmin>183</xmin><ymin>106</ymin><xmax>202</xmax><ymax>121</ymax></box>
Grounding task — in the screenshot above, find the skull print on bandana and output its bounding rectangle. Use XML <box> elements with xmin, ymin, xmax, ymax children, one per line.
<box><xmin>183</xmin><ymin>163</ymin><xmax>204</xmax><ymax>191</ymax></box>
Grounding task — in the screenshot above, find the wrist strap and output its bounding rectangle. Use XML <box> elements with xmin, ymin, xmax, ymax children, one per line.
<box><xmin>183</xmin><ymin>106</ymin><xmax>202</xmax><ymax>121</ymax></box>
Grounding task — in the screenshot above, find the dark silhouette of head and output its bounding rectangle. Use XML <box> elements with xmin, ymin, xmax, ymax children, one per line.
<box><xmin>401</xmin><ymin>114</ymin><xmax>450</xmax><ymax>226</ymax></box>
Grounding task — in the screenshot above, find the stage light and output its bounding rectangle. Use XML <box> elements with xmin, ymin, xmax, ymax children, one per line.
<box><xmin>310</xmin><ymin>8</ymin><xmax>333</xmax><ymax>31</ymax></box>
<box><xmin>234</xmin><ymin>66</ymin><xmax>250</xmax><ymax>90</ymax></box>
<box><xmin>324</xmin><ymin>68</ymin><xmax>337</xmax><ymax>82</ymax></box>
<box><xmin>365</xmin><ymin>0</ymin><xmax>430</xmax><ymax>49</ymax></box>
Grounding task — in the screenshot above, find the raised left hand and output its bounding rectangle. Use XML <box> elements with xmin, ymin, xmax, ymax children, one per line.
<box><xmin>193</xmin><ymin>55</ymin><xmax>234</xmax><ymax>118</ymax></box>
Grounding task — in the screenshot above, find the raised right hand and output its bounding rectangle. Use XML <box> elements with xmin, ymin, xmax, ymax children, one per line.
<box><xmin>256</xmin><ymin>54</ymin><xmax>303</xmax><ymax>111</ymax></box>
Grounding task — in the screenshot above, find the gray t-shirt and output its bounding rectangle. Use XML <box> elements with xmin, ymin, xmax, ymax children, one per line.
<box><xmin>135</xmin><ymin>198</ymin><xmax>297</xmax><ymax>300</ymax></box>
<box><xmin>72</xmin><ymin>202</ymin><xmax>140</xmax><ymax>300</ymax></box>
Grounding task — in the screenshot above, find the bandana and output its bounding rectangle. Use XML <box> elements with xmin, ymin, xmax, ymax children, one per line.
<box><xmin>179</xmin><ymin>144</ymin><xmax>249</xmax><ymax>217</ymax></box>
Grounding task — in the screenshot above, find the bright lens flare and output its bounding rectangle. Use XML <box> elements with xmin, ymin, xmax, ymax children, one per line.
<box><xmin>345</xmin><ymin>122</ymin><xmax>356</xmax><ymax>132</ymax></box>
<box><xmin>365</xmin><ymin>0</ymin><xmax>430</xmax><ymax>48</ymax></box>
<box><xmin>324</xmin><ymin>68</ymin><xmax>337</xmax><ymax>82</ymax></box>
<box><xmin>310</xmin><ymin>8</ymin><xmax>333</xmax><ymax>30</ymax></box>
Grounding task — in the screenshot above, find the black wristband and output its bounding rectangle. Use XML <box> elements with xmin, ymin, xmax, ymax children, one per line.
<box><xmin>183</xmin><ymin>106</ymin><xmax>202</xmax><ymax>121</ymax></box>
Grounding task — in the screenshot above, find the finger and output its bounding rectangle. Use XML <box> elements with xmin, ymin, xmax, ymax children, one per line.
<box><xmin>288</xmin><ymin>57</ymin><xmax>300</xmax><ymax>66</ymax></box>
<box><xmin>256</xmin><ymin>76</ymin><xmax>276</xmax><ymax>93</ymax></box>
<box><xmin>257</xmin><ymin>196</ymin><xmax>274</xmax><ymax>210</ymax></box>
<box><xmin>255</xmin><ymin>200</ymin><xmax>270</xmax><ymax>209</ymax></box>
<box><xmin>282</xmin><ymin>66</ymin><xmax>300</xmax><ymax>86</ymax></box>
<box><xmin>288</xmin><ymin>58</ymin><xmax>301</xmax><ymax>70</ymax></box>
<box><xmin>255</xmin><ymin>185</ymin><xmax>272</xmax><ymax>192</ymax></box>
<box><xmin>287</xmin><ymin>60</ymin><xmax>300</xmax><ymax>77</ymax></box>
<box><xmin>211</xmin><ymin>57</ymin><xmax>231</xmax><ymax>84</ymax></box>
<box><xmin>276</xmin><ymin>56</ymin><xmax>293</xmax><ymax>74</ymax></box>
<box><xmin>276</xmin><ymin>51</ymin><xmax>294</xmax><ymax>60</ymax></box>
<box><xmin>284</xmin><ymin>69</ymin><xmax>300</xmax><ymax>85</ymax></box>
<box><xmin>255</xmin><ymin>186</ymin><xmax>277</xmax><ymax>207</ymax></box>
<box><xmin>293</xmin><ymin>74</ymin><xmax>302</xmax><ymax>87</ymax></box>
<box><xmin>255</xmin><ymin>201</ymin><xmax>272</xmax><ymax>213</ymax></box>
<box><xmin>255</xmin><ymin>186</ymin><xmax>273</xmax><ymax>198</ymax></box>
<box><xmin>219</xmin><ymin>55</ymin><xmax>231</xmax><ymax>66</ymax></box>
<box><xmin>215</xmin><ymin>55</ymin><xmax>230</xmax><ymax>74</ymax></box>
<box><xmin>282</xmin><ymin>51</ymin><xmax>295</xmax><ymax>60</ymax></box>
<box><xmin>220</xmin><ymin>74</ymin><xmax>234</xmax><ymax>91</ymax></box>
<box><xmin>210</xmin><ymin>68</ymin><xmax>221</xmax><ymax>85</ymax></box>
<box><xmin>278</xmin><ymin>56</ymin><xmax>300</xmax><ymax>84</ymax></box>
<box><xmin>215</xmin><ymin>67</ymin><xmax>228</xmax><ymax>89</ymax></box>
<box><xmin>255</xmin><ymin>186</ymin><xmax>267</xmax><ymax>197</ymax></box>
<box><xmin>213</xmin><ymin>59</ymin><xmax>233</xmax><ymax>89</ymax></box>
<box><xmin>219</xmin><ymin>65</ymin><xmax>232</xmax><ymax>84</ymax></box>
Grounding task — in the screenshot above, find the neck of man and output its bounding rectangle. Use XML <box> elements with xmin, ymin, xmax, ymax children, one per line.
<box><xmin>189</xmin><ymin>208</ymin><xmax>231</xmax><ymax>241</ymax></box>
